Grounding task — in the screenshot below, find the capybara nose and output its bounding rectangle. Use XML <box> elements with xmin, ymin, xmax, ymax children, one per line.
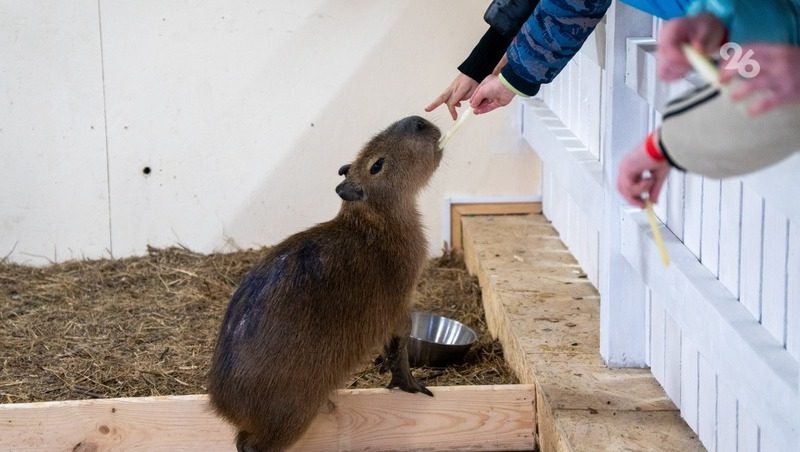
<box><xmin>399</xmin><ymin>115</ymin><xmax>430</xmax><ymax>133</ymax></box>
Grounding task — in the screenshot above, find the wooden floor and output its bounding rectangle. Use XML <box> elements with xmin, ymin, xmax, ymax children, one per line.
<box><xmin>461</xmin><ymin>214</ymin><xmax>705</xmax><ymax>452</ymax></box>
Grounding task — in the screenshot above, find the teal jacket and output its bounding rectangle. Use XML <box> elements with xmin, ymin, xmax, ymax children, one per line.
<box><xmin>502</xmin><ymin>0</ymin><xmax>800</xmax><ymax>96</ymax></box>
<box><xmin>626</xmin><ymin>0</ymin><xmax>800</xmax><ymax>44</ymax></box>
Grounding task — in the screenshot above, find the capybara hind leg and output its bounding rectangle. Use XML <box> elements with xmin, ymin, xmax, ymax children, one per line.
<box><xmin>237</xmin><ymin>431</ymin><xmax>285</xmax><ymax>452</ymax></box>
<box><xmin>384</xmin><ymin>335</ymin><xmax>433</xmax><ymax>397</ymax></box>
<box><xmin>236</xmin><ymin>431</ymin><xmax>259</xmax><ymax>452</ymax></box>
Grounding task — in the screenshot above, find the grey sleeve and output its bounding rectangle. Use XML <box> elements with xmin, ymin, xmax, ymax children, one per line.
<box><xmin>659</xmin><ymin>83</ymin><xmax>800</xmax><ymax>179</ymax></box>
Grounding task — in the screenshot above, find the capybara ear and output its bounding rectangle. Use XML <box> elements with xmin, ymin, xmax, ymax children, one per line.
<box><xmin>338</xmin><ymin>164</ymin><xmax>351</xmax><ymax>176</ymax></box>
<box><xmin>335</xmin><ymin>180</ymin><xmax>364</xmax><ymax>201</ymax></box>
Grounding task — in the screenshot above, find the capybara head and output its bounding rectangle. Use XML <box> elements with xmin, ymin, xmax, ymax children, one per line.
<box><xmin>336</xmin><ymin>116</ymin><xmax>441</xmax><ymax>205</ymax></box>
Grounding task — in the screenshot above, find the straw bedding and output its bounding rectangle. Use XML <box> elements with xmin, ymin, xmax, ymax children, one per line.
<box><xmin>0</xmin><ymin>247</ymin><xmax>516</xmax><ymax>403</ymax></box>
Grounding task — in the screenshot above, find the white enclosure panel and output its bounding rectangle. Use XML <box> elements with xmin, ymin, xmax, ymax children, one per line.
<box><xmin>666</xmin><ymin>171</ymin><xmax>685</xmax><ymax>242</ymax></box>
<box><xmin>739</xmin><ymin>187</ymin><xmax>764</xmax><ymax>321</ymax></box>
<box><xmin>100</xmin><ymin>1</ymin><xmax>398</xmax><ymax>256</ymax></box>
<box><xmin>697</xmin><ymin>356</ymin><xmax>716</xmax><ymax>450</ymax></box>
<box><xmin>761</xmin><ymin>207</ymin><xmax>789</xmax><ymax>347</ymax></box>
<box><xmin>683</xmin><ymin>173</ymin><xmax>702</xmax><ymax>259</ymax></box>
<box><xmin>576</xmin><ymin>52</ymin><xmax>603</xmax><ymax>159</ymax></box>
<box><xmin>680</xmin><ymin>336</ymin><xmax>699</xmax><ymax>431</ymax></box>
<box><xmin>0</xmin><ymin>1</ymin><xmax>111</xmax><ymax>264</ymax></box>
<box><xmin>522</xmin><ymin>100</ymin><xmax>603</xmax><ymax>284</ymax></box>
<box><xmin>787</xmin><ymin>222</ymin><xmax>800</xmax><ymax>360</ymax></box>
<box><xmin>622</xmin><ymin>210</ymin><xmax>799</xmax><ymax>449</ymax></box>
<box><xmin>719</xmin><ymin>179</ymin><xmax>743</xmax><ymax>299</ymax></box>
<box><xmin>87</xmin><ymin>0</ymin><xmax>539</xmax><ymax>259</ymax></box>
<box><xmin>716</xmin><ymin>378</ymin><xmax>738</xmax><ymax>452</ymax></box>
<box><xmin>650</xmin><ymin>297</ymin><xmax>666</xmax><ymax>384</ymax></box>
<box><xmin>700</xmin><ymin>178</ymin><xmax>721</xmax><ymax>277</ymax></box>
<box><xmin>663</xmin><ymin>310</ymin><xmax>682</xmax><ymax>404</ymax></box>
<box><xmin>737</xmin><ymin>407</ymin><xmax>760</xmax><ymax>452</ymax></box>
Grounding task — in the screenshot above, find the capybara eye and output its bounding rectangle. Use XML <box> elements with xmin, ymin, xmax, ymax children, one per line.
<box><xmin>370</xmin><ymin>158</ymin><xmax>385</xmax><ymax>175</ymax></box>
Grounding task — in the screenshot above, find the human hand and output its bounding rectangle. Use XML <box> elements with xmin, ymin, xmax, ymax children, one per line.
<box><xmin>617</xmin><ymin>140</ymin><xmax>671</xmax><ymax>208</ymax></box>
<box><xmin>469</xmin><ymin>74</ymin><xmax>515</xmax><ymax>115</ymax></box>
<box><xmin>720</xmin><ymin>44</ymin><xmax>800</xmax><ymax>115</ymax></box>
<box><xmin>657</xmin><ymin>13</ymin><xmax>727</xmax><ymax>81</ymax></box>
<box><xmin>425</xmin><ymin>73</ymin><xmax>479</xmax><ymax>120</ymax></box>
<box><xmin>492</xmin><ymin>54</ymin><xmax>508</xmax><ymax>76</ymax></box>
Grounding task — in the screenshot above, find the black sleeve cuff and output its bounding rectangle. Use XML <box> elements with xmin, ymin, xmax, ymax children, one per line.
<box><xmin>500</xmin><ymin>65</ymin><xmax>541</xmax><ymax>97</ymax></box>
<box><xmin>457</xmin><ymin>27</ymin><xmax>512</xmax><ymax>82</ymax></box>
<box><xmin>658</xmin><ymin>133</ymin><xmax>685</xmax><ymax>172</ymax></box>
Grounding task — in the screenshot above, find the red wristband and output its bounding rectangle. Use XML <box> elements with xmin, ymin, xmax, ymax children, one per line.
<box><xmin>644</xmin><ymin>131</ymin><xmax>665</xmax><ymax>162</ymax></box>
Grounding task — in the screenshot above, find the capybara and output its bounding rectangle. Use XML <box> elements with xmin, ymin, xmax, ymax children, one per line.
<box><xmin>208</xmin><ymin>115</ymin><xmax>442</xmax><ymax>451</ymax></box>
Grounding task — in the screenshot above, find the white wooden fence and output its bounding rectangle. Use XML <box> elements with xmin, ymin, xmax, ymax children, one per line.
<box><xmin>521</xmin><ymin>3</ymin><xmax>799</xmax><ymax>451</ymax></box>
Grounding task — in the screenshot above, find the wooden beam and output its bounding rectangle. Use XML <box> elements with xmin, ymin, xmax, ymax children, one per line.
<box><xmin>0</xmin><ymin>385</ymin><xmax>535</xmax><ymax>452</ymax></box>
<box><xmin>450</xmin><ymin>202</ymin><xmax>541</xmax><ymax>253</ymax></box>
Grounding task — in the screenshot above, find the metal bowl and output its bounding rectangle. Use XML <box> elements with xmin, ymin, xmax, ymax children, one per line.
<box><xmin>407</xmin><ymin>311</ymin><xmax>477</xmax><ymax>368</ymax></box>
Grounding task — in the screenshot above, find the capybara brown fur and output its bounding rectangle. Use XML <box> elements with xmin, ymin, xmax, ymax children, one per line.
<box><xmin>208</xmin><ymin>116</ymin><xmax>442</xmax><ymax>452</ymax></box>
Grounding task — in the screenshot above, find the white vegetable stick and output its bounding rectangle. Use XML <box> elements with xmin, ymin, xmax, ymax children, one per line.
<box><xmin>438</xmin><ymin>107</ymin><xmax>474</xmax><ymax>149</ymax></box>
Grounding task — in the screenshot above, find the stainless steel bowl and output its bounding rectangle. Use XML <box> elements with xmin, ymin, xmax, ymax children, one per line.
<box><xmin>407</xmin><ymin>311</ymin><xmax>477</xmax><ymax>368</ymax></box>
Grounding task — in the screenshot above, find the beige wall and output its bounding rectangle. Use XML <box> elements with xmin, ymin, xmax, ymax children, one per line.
<box><xmin>0</xmin><ymin>0</ymin><xmax>541</xmax><ymax>264</ymax></box>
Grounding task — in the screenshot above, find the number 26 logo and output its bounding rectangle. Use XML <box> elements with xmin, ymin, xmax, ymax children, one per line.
<box><xmin>720</xmin><ymin>42</ymin><xmax>761</xmax><ymax>78</ymax></box>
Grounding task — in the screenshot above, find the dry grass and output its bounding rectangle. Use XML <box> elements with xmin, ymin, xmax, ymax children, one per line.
<box><xmin>0</xmin><ymin>247</ymin><xmax>517</xmax><ymax>404</ymax></box>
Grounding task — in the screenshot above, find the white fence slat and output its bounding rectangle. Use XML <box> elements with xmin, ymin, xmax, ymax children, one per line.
<box><xmin>621</xmin><ymin>209</ymin><xmax>798</xmax><ymax>445</ymax></box>
<box><xmin>568</xmin><ymin>58</ymin><xmax>579</xmax><ymax>135</ymax></box>
<box><xmin>716</xmin><ymin>378</ymin><xmax>738</xmax><ymax>452</ymax></box>
<box><xmin>680</xmin><ymin>336</ymin><xmax>699</xmax><ymax>431</ymax></box>
<box><xmin>664</xmin><ymin>313</ymin><xmax>682</xmax><ymax>404</ymax></box>
<box><xmin>787</xmin><ymin>221</ymin><xmax>800</xmax><ymax>360</ymax></box>
<box><xmin>701</xmin><ymin>178</ymin><xmax>722</xmax><ymax>277</ymax></box>
<box><xmin>645</xmin><ymin>289</ymin><xmax>652</xmax><ymax>366</ymax></box>
<box><xmin>667</xmin><ymin>171</ymin><xmax>685</xmax><ymax>241</ymax></box>
<box><xmin>761</xmin><ymin>206</ymin><xmax>789</xmax><ymax>347</ymax></box>
<box><xmin>654</xmin><ymin>174</ymin><xmax>669</xmax><ymax>221</ymax></box>
<box><xmin>651</xmin><ymin>296</ymin><xmax>666</xmax><ymax>384</ymax></box>
<box><xmin>737</xmin><ymin>407</ymin><xmax>760</xmax><ymax>452</ymax></box>
<box><xmin>697</xmin><ymin>356</ymin><xmax>717</xmax><ymax>451</ymax></box>
<box><xmin>683</xmin><ymin>173</ymin><xmax>703</xmax><ymax>259</ymax></box>
<box><xmin>719</xmin><ymin>179</ymin><xmax>743</xmax><ymax>299</ymax></box>
<box><xmin>578</xmin><ymin>53</ymin><xmax>602</xmax><ymax>159</ymax></box>
<box><xmin>740</xmin><ymin>187</ymin><xmax>764</xmax><ymax>321</ymax></box>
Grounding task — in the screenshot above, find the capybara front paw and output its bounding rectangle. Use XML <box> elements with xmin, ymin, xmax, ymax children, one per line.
<box><xmin>388</xmin><ymin>374</ymin><xmax>434</xmax><ymax>397</ymax></box>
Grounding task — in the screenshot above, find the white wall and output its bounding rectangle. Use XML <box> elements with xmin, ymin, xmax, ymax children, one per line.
<box><xmin>1</xmin><ymin>0</ymin><xmax>541</xmax><ymax>265</ymax></box>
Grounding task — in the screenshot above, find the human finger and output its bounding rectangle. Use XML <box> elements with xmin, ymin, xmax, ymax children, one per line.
<box><xmin>649</xmin><ymin>168</ymin><xmax>670</xmax><ymax>204</ymax></box>
<box><xmin>425</xmin><ymin>90</ymin><xmax>451</xmax><ymax>113</ymax></box>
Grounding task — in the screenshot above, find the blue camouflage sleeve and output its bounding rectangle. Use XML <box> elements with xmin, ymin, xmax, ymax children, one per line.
<box><xmin>500</xmin><ymin>0</ymin><xmax>613</xmax><ymax>96</ymax></box>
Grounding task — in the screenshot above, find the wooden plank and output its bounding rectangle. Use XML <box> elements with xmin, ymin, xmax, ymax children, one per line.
<box><xmin>680</xmin><ymin>335</ymin><xmax>699</xmax><ymax>431</ymax></box>
<box><xmin>449</xmin><ymin>202</ymin><xmax>542</xmax><ymax>253</ymax></box>
<box><xmin>739</xmin><ymin>186</ymin><xmax>764</xmax><ymax>321</ymax></box>
<box><xmin>700</xmin><ymin>178</ymin><xmax>721</xmax><ymax>276</ymax></box>
<box><xmin>697</xmin><ymin>355</ymin><xmax>717</xmax><ymax>451</ymax></box>
<box><xmin>719</xmin><ymin>179</ymin><xmax>743</xmax><ymax>299</ymax></box>
<box><xmin>530</xmin><ymin>353</ymin><xmax>674</xmax><ymax>412</ymax></box>
<box><xmin>683</xmin><ymin>173</ymin><xmax>703</xmax><ymax>258</ymax></box>
<box><xmin>461</xmin><ymin>212</ymin><xmax>702</xmax><ymax>452</ymax></box>
<box><xmin>555</xmin><ymin>409</ymin><xmax>704</xmax><ymax>452</ymax></box>
<box><xmin>0</xmin><ymin>385</ymin><xmax>536</xmax><ymax>452</ymax></box>
<box><xmin>760</xmin><ymin>206</ymin><xmax>789</xmax><ymax>346</ymax></box>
